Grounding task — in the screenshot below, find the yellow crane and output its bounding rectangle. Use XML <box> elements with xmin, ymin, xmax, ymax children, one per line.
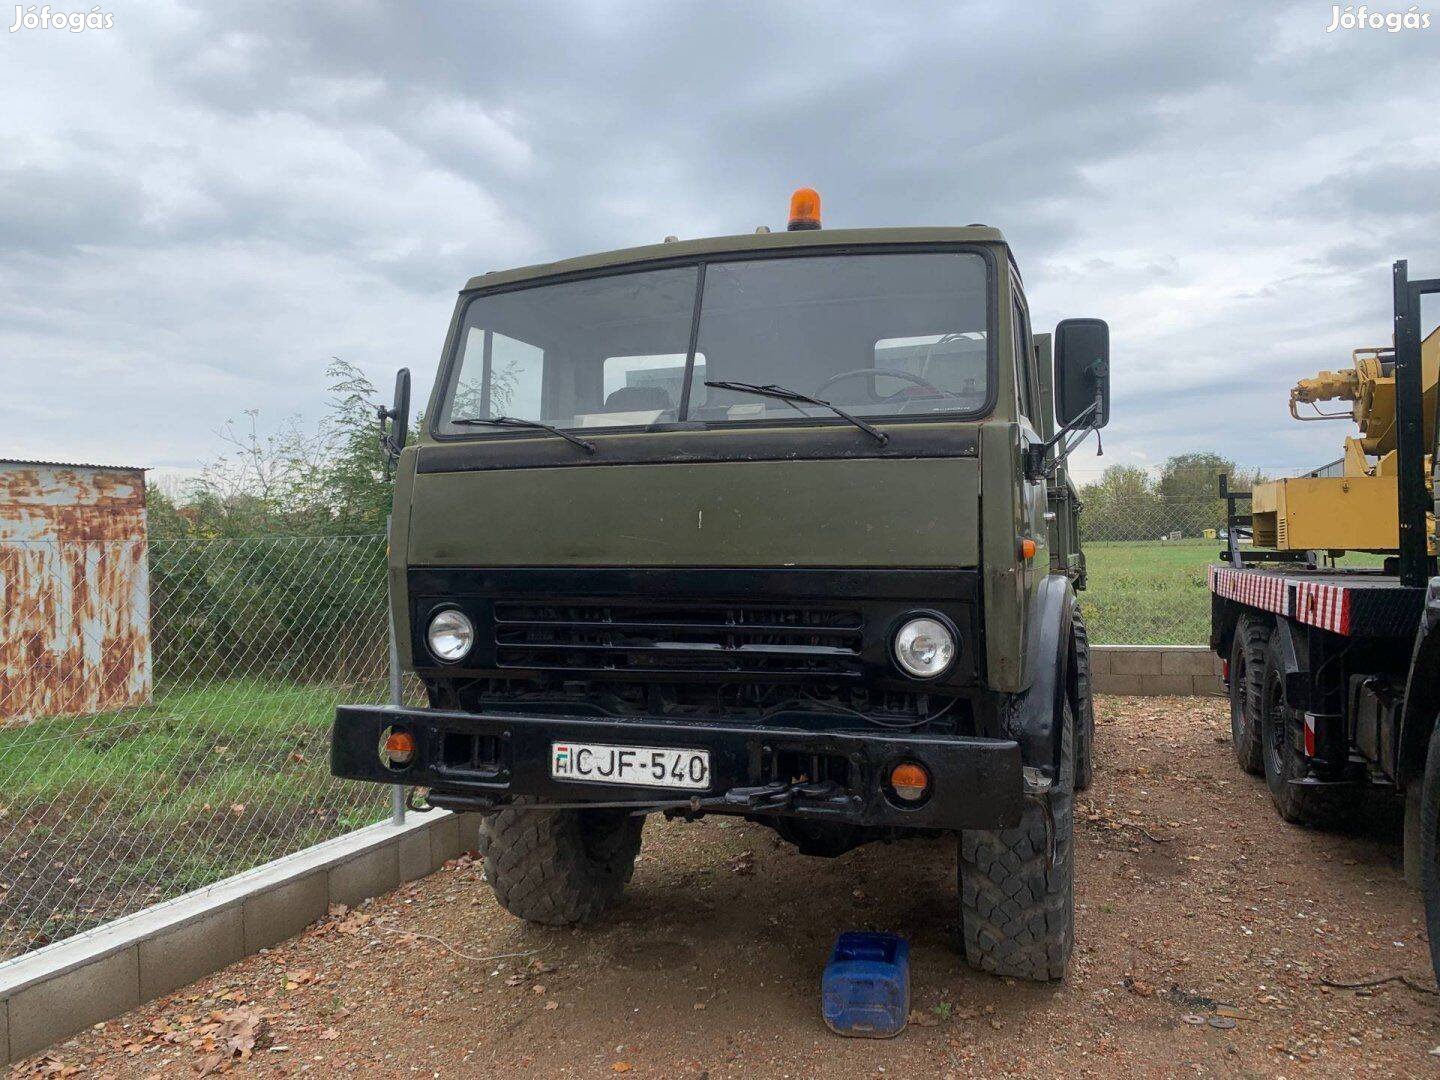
<box><xmin>1250</xmin><ymin>325</ymin><xmax>1440</xmax><ymax>553</ymax></box>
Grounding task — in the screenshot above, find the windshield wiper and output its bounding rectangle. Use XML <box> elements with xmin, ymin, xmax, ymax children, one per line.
<box><xmin>450</xmin><ymin>415</ymin><xmax>596</xmax><ymax>454</ymax></box>
<box><xmin>703</xmin><ymin>381</ymin><xmax>888</xmax><ymax>445</ymax></box>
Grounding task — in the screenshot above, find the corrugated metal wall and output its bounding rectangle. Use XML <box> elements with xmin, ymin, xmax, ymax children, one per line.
<box><xmin>0</xmin><ymin>463</ymin><xmax>152</xmax><ymax>722</ymax></box>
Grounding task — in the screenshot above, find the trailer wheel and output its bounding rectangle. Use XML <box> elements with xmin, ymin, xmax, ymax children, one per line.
<box><xmin>1228</xmin><ymin>616</ymin><xmax>1267</xmax><ymax>776</ymax></box>
<box><xmin>1419</xmin><ymin>718</ymin><xmax>1440</xmax><ymax>986</ymax></box>
<box><xmin>478</xmin><ymin>800</ymin><xmax>644</xmax><ymax>925</ymax></box>
<box><xmin>1258</xmin><ymin>633</ymin><xmax>1356</xmax><ymax>827</ymax></box>
<box><xmin>958</xmin><ymin>700</ymin><xmax>1074</xmax><ymax>981</ymax></box>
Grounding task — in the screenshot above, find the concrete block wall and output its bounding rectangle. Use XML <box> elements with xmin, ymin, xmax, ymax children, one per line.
<box><xmin>0</xmin><ymin>810</ymin><xmax>481</xmax><ymax>1066</ymax></box>
<box><xmin>1092</xmin><ymin>645</ymin><xmax>1222</xmax><ymax>697</ymax></box>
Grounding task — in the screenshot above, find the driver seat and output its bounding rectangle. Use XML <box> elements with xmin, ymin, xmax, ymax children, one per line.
<box><xmin>600</xmin><ymin>386</ymin><xmax>672</xmax><ymax>412</ymax></box>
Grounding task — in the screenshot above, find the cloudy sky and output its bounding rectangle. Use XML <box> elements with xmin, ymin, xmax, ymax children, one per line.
<box><xmin>3</xmin><ymin>0</ymin><xmax>1437</xmax><ymax>485</ymax></box>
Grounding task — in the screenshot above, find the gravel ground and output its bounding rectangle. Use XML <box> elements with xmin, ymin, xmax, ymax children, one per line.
<box><xmin>17</xmin><ymin>694</ymin><xmax>1440</xmax><ymax>1078</ymax></box>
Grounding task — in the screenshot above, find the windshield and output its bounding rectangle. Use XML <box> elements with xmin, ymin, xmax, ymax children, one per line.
<box><xmin>437</xmin><ymin>251</ymin><xmax>989</xmax><ymax>436</ymax></box>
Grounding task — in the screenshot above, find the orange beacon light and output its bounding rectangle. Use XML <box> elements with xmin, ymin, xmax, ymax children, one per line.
<box><xmin>787</xmin><ymin>187</ymin><xmax>821</xmax><ymax>231</ymax></box>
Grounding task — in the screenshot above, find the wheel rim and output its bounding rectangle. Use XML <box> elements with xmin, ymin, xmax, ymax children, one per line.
<box><xmin>1230</xmin><ymin>648</ymin><xmax>1248</xmax><ymax>740</ymax></box>
<box><xmin>1263</xmin><ymin>666</ymin><xmax>1288</xmax><ymax>774</ymax></box>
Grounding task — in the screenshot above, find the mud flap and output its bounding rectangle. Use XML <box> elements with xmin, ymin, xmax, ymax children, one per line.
<box><xmin>1007</xmin><ymin>574</ymin><xmax>1076</xmax><ymax>783</ymax></box>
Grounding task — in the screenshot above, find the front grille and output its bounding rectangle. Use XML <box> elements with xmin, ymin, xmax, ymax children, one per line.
<box><xmin>493</xmin><ymin>601</ymin><xmax>864</xmax><ymax>678</ymax></box>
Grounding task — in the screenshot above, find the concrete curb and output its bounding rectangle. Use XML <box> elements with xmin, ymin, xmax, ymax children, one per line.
<box><xmin>0</xmin><ymin>809</ymin><xmax>479</xmax><ymax>1065</ymax></box>
<box><xmin>1092</xmin><ymin>645</ymin><xmax>1221</xmax><ymax>696</ymax></box>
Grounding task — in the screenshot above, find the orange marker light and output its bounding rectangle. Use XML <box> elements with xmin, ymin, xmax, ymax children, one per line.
<box><xmin>787</xmin><ymin>187</ymin><xmax>822</xmax><ymax>231</ymax></box>
<box><xmin>889</xmin><ymin>761</ymin><xmax>930</xmax><ymax>802</ymax></box>
<box><xmin>382</xmin><ymin>729</ymin><xmax>415</xmax><ymax>767</ymax></box>
<box><xmin>1019</xmin><ymin>537</ymin><xmax>1038</xmax><ymax>561</ymax></box>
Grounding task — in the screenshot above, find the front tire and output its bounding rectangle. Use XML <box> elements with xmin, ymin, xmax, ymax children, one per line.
<box><xmin>958</xmin><ymin>700</ymin><xmax>1075</xmax><ymax>981</ymax></box>
<box><xmin>479</xmin><ymin>801</ymin><xmax>644</xmax><ymax>925</ymax></box>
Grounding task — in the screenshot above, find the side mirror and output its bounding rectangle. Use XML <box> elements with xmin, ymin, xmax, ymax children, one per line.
<box><xmin>1054</xmin><ymin>318</ymin><xmax>1110</xmax><ymax>429</ymax></box>
<box><xmin>378</xmin><ymin>368</ymin><xmax>411</xmax><ymax>462</ymax></box>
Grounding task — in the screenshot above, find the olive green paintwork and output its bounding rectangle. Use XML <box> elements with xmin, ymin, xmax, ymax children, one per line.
<box><xmin>409</xmin><ymin>456</ymin><xmax>981</xmax><ymax>568</ymax></box>
<box><xmin>396</xmin><ymin>226</ymin><xmax>1073</xmax><ymax>695</ymax></box>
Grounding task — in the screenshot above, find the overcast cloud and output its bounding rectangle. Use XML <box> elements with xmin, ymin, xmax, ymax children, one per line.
<box><xmin>2</xmin><ymin>0</ymin><xmax>1437</xmax><ymax>483</ymax></box>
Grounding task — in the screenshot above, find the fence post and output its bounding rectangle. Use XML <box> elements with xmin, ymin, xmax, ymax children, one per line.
<box><xmin>387</xmin><ymin>516</ymin><xmax>406</xmax><ymax>827</ymax></box>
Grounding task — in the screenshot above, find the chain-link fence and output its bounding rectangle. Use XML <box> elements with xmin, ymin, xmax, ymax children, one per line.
<box><xmin>1076</xmin><ymin>496</ymin><xmax>1225</xmax><ymax>646</ymax></box>
<box><xmin>0</xmin><ymin>535</ymin><xmax>399</xmax><ymax>960</ymax></box>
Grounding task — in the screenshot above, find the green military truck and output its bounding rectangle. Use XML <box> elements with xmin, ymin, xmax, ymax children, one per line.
<box><xmin>331</xmin><ymin>191</ymin><xmax>1110</xmax><ymax>981</ymax></box>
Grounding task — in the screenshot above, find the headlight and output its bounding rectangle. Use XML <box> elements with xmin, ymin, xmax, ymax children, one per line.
<box><xmin>427</xmin><ymin>609</ymin><xmax>474</xmax><ymax>662</ymax></box>
<box><xmin>893</xmin><ymin>616</ymin><xmax>956</xmax><ymax>679</ymax></box>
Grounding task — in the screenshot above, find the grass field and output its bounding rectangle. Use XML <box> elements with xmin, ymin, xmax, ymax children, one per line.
<box><xmin>1081</xmin><ymin>539</ymin><xmax>1216</xmax><ymax>645</ymax></box>
<box><xmin>0</xmin><ymin>679</ymin><xmax>390</xmax><ymax>956</ymax></box>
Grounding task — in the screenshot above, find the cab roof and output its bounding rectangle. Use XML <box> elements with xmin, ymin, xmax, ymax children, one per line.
<box><xmin>463</xmin><ymin>225</ymin><xmax>1009</xmax><ymax>293</ymax></box>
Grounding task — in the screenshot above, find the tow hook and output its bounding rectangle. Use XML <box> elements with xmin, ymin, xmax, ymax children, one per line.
<box><xmin>721</xmin><ymin>779</ymin><xmax>848</xmax><ymax>811</ymax></box>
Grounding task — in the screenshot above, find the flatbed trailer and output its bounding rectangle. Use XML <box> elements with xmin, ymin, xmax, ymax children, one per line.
<box><xmin>1209</xmin><ymin>259</ymin><xmax>1440</xmax><ymax>983</ymax></box>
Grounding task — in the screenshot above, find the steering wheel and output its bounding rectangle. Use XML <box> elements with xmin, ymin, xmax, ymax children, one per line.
<box><xmin>813</xmin><ymin>367</ymin><xmax>964</xmax><ymax>412</ymax></box>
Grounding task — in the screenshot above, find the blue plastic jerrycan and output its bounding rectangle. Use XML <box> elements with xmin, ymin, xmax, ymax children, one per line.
<box><xmin>821</xmin><ymin>931</ymin><xmax>911</xmax><ymax>1038</ymax></box>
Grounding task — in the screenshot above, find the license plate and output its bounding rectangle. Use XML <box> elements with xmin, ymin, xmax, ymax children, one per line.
<box><xmin>550</xmin><ymin>741</ymin><xmax>711</xmax><ymax>791</ymax></box>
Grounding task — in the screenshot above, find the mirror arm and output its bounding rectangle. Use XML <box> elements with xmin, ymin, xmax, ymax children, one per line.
<box><xmin>1026</xmin><ymin>391</ymin><xmax>1103</xmax><ymax>480</ymax></box>
<box><xmin>377</xmin><ymin>403</ymin><xmax>401</xmax><ymax>463</ymax></box>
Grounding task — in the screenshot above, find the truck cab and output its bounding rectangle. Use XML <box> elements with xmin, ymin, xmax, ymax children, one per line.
<box><xmin>332</xmin><ymin>193</ymin><xmax>1110</xmax><ymax>981</ymax></box>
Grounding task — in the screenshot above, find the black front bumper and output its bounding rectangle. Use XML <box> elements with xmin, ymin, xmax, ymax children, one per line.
<box><xmin>332</xmin><ymin>705</ymin><xmax>1025</xmax><ymax>830</ymax></box>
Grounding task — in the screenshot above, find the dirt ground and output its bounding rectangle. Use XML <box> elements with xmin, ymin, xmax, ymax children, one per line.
<box><xmin>18</xmin><ymin>695</ymin><xmax>1440</xmax><ymax>1078</ymax></box>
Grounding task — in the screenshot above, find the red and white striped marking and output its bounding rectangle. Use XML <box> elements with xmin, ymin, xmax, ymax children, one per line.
<box><xmin>1293</xmin><ymin>580</ymin><xmax>1352</xmax><ymax>636</ymax></box>
<box><xmin>1208</xmin><ymin>566</ymin><xmax>1354</xmax><ymax>635</ymax></box>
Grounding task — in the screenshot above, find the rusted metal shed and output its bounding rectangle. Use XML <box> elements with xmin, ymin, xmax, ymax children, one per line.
<box><xmin>0</xmin><ymin>461</ymin><xmax>152</xmax><ymax>722</ymax></box>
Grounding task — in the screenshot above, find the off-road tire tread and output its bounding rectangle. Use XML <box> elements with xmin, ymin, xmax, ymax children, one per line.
<box><xmin>478</xmin><ymin>800</ymin><xmax>643</xmax><ymax>926</ymax></box>
<box><xmin>958</xmin><ymin>705</ymin><xmax>1075</xmax><ymax>981</ymax></box>
<box><xmin>1073</xmin><ymin>606</ymin><xmax>1096</xmax><ymax>792</ymax></box>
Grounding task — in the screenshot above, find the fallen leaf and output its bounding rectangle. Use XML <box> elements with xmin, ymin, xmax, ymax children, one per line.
<box><xmin>728</xmin><ymin>851</ymin><xmax>755</xmax><ymax>875</ymax></box>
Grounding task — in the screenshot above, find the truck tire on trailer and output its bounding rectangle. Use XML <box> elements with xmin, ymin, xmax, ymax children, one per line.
<box><xmin>1420</xmin><ymin>719</ymin><xmax>1440</xmax><ymax>984</ymax></box>
<box><xmin>1257</xmin><ymin>630</ymin><xmax>1356</xmax><ymax>827</ymax></box>
<box><xmin>478</xmin><ymin>799</ymin><xmax>644</xmax><ymax>925</ymax></box>
<box><xmin>1228</xmin><ymin>615</ymin><xmax>1268</xmax><ymax>776</ymax></box>
<box><xmin>1073</xmin><ymin>606</ymin><xmax>1096</xmax><ymax>792</ymax></box>
<box><xmin>958</xmin><ymin>700</ymin><xmax>1075</xmax><ymax>981</ymax></box>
